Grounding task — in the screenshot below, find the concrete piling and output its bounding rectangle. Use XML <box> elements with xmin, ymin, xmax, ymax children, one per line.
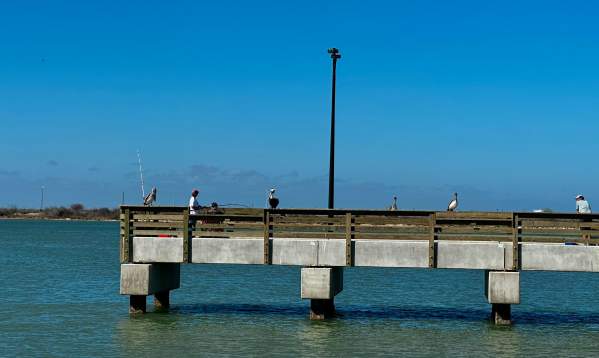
<box><xmin>153</xmin><ymin>290</ymin><xmax>170</xmax><ymax>311</ymax></box>
<box><xmin>301</xmin><ymin>267</ymin><xmax>343</xmax><ymax>320</ymax></box>
<box><xmin>120</xmin><ymin>263</ymin><xmax>180</xmax><ymax>313</ymax></box>
<box><xmin>485</xmin><ymin>270</ymin><xmax>520</xmax><ymax>325</ymax></box>
<box><xmin>129</xmin><ymin>295</ymin><xmax>146</xmax><ymax>314</ymax></box>
<box><xmin>491</xmin><ymin>304</ymin><xmax>511</xmax><ymax>325</ymax></box>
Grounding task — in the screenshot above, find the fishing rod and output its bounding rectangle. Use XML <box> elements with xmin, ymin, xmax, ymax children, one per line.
<box><xmin>217</xmin><ymin>203</ymin><xmax>251</xmax><ymax>208</ymax></box>
<box><xmin>137</xmin><ymin>149</ymin><xmax>145</xmax><ymax>200</ymax></box>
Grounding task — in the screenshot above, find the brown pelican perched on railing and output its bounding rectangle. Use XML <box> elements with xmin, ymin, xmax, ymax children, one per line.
<box><xmin>268</xmin><ymin>188</ymin><xmax>279</xmax><ymax>209</ymax></box>
<box><xmin>144</xmin><ymin>187</ymin><xmax>157</xmax><ymax>206</ymax></box>
<box><xmin>389</xmin><ymin>196</ymin><xmax>398</xmax><ymax>211</ymax></box>
<box><xmin>447</xmin><ymin>192</ymin><xmax>458</xmax><ymax>211</ymax></box>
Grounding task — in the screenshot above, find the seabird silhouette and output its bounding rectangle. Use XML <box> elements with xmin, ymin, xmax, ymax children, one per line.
<box><xmin>389</xmin><ymin>196</ymin><xmax>398</xmax><ymax>211</ymax></box>
<box><xmin>268</xmin><ymin>188</ymin><xmax>279</xmax><ymax>209</ymax></box>
<box><xmin>144</xmin><ymin>187</ymin><xmax>157</xmax><ymax>206</ymax></box>
<box><xmin>447</xmin><ymin>192</ymin><xmax>458</xmax><ymax>211</ymax></box>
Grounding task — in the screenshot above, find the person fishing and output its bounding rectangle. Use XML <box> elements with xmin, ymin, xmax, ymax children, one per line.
<box><xmin>189</xmin><ymin>189</ymin><xmax>201</xmax><ymax>215</ymax></box>
<box><xmin>575</xmin><ymin>195</ymin><xmax>592</xmax><ymax>214</ymax></box>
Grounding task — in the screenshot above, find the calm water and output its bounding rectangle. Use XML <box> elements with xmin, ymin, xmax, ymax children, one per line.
<box><xmin>2</xmin><ymin>220</ymin><xmax>599</xmax><ymax>357</ymax></box>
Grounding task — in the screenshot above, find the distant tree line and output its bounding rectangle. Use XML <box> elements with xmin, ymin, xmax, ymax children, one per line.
<box><xmin>0</xmin><ymin>204</ymin><xmax>119</xmax><ymax>220</ymax></box>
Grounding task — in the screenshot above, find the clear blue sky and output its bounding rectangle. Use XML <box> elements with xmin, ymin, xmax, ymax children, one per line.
<box><xmin>1</xmin><ymin>0</ymin><xmax>598</xmax><ymax>211</ymax></box>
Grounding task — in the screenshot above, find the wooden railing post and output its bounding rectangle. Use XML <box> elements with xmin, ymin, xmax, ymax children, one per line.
<box><xmin>512</xmin><ymin>214</ymin><xmax>520</xmax><ymax>270</ymax></box>
<box><xmin>124</xmin><ymin>208</ymin><xmax>132</xmax><ymax>263</ymax></box>
<box><xmin>429</xmin><ymin>213</ymin><xmax>437</xmax><ymax>268</ymax></box>
<box><xmin>345</xmin><ymin>213</ymin><xmax>355</xmax><ymax>266</ymax></box>
<box><xmin>263</xmin><ymin>210</ymin><xmax>272</xmax><ymax>264</ymax></box>
<box><xmin>183</xmin><ymin>209</ymin><xmax>190</xmax><ymax>263</ymax></box>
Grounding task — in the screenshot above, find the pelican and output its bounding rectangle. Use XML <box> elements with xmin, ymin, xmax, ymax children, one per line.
<box><xmin>268</xmin><ymin>188</ymin><xmax>279</xmax><ymax>209</ymax></box>
<box><xmin>389</xmin><ymin>196</ymin><xmax>398</xmax><ymax>211</ymax></box>
<box><xmin>447</xmin><ymin>192</ymin><xmax>458</xmax><ymax>211</ymax></box>
<box><xmin>144</xmin><ymin>187</ymin><xmax>157</xmax><ymax>206</ymax></box>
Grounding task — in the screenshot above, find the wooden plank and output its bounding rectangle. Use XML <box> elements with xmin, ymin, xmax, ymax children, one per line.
<box><xmin>272</xmin><ymin>223</ymin><xmax>346</xmax><ymax>229</ymax></box>
<box><xmin>132</xmin><ymin>221</ymin><xmax>185</xmax><ymax>228</ymax></box>
<box><xmin>132</xmin><ymin>229</ymin><xmax>183</xmax><ymax>236</ymax></box>
<box><xmin>353</xmin><ymin>217</ymin><xmax>431</xmax><ymax>226</ymax></box>
<box><xmin>194</xmin><ymin>231</ymin><xmax>263</xmax><ymax>238</ymax></box>
<box><xmin>353</xmin><ymin>234</ymin><xmax>429</xmax><ymax>241</ymax></box>
<box><xmin>221</xmin><ymin>208</ymin><xmax>264</xmax><ymax>216</ymax></box>
<box><xmin>436</xmin><ymin>212</ymin><xmax>513</xmax><ymax>220</ymax></box>
<box><xmin>354</xmin><ymin>226</ymin><xmax>430</xmax><ymax>234</ymax></box>
<box><xmin>132</xmin><ymin>214</ymin><xmax>185</xmax><ymax>221</ymax></box>
<box><xmin>353</xmin><ymin>231</ymin><xmax>429</xmax><ymax>237</ymax></box>
<box><xmin>520</xmin><ymin>237</ymin><xmax>588</xmax><ymax>243</ymax></box>
<box><xmin>272</xmin><ymin>217</ymin><xmax>345</xmax><ymax>225</ymax></box>
<box><xmin>122</xmin><ymin>205</ymin><xmax>187</xmax><ymax>212</ymax></box>
<box><xmin>192</xmin><ymin>214</ymin><xmax>262</xmax><ymax>221</ymax></box>
<box><xmin>437</xmin><ymin>235</ymin><xmax>514</xmax><ymax>242</ymax></box>
<box><xmin>522</xmin><ymin>227</ymin><xmax>585</xmax><ymax>233</ymax></box>
<box><xmin>271</xmin><ymin>231</ymin><xmax>346</xmax><ymax>239</ymax></box>
<box><xmin>516</xmin><ymin>211</ymin><xmax>599</xmax><ymax>220</ymax></box>
<box><xmin>520</xmin><ymin>220</ymin><xmax>599</xmax><ymax>229</ymax></box>
<box><xmin>197</xmin><ymin>223</ymin><xmax>264</xmax><ymax>229</ymax></box>
<box><xmin>194</xmin><ymin>228</ymin><xmax>263</xmax><ymax>234</ymax></box>
<box><xmin>354</xmin><ymin>232</ymin><xmax>429</xmax><ymax>240</ymax></box>
<box><xmin>435</xmin><ymin>226</ymin><xmax>513</xmax><ymax>234</ymax></box>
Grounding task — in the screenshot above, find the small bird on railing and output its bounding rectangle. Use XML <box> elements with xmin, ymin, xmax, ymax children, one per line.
<box><xmin>389</xmin><ymin>196</ymin><xmax>398</xmax><ymax>211</ymax></box>
<box><xmin>447</xmin><ymin>192</ymin><xmax>458</xmax><ymax>211</ymax></box>
<box><xmin>268</xmin><ymin>188</ymin><xmax>279</xmax><ymax>209</ymax></box>
<box><xmin>144</xmin><ymin>187</ymin><xmax>157</xmax><ymax>206</ymax></box>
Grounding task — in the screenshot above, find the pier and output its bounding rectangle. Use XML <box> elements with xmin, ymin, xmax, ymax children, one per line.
<box><xmin>119</xmin><ymin>206</ymin><xmax>599</xmax><ymax>324</ymax></box>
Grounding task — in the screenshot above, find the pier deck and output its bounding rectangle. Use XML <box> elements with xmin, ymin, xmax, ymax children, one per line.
<box><xmin>119</xmin><ymin>206</ymin><xmax>599</xmax><ymax>323</ymax></box>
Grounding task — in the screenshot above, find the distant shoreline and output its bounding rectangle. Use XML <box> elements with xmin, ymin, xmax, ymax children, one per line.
<box><xmin>0</xmin><ymin>216</ymin><xmax>117</xmax><ymax>222</ymax></box>
<box><xmin>0</xmin><ymin>206</ymin><xmax>119</xmax><ymax>222</ymax></box>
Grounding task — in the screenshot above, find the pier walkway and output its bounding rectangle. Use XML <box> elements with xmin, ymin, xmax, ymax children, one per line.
<box><xmin>119</xmin><ymin>206</ymin><xmax>599</xmax><ymax>324</ymax></box>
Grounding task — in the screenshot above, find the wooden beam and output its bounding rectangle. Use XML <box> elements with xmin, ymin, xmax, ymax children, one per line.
<box><xmin>183</xmin><ymin>209</ymin><xmax>190</xmax><ymax>263</ymax></box>
<box><xmin>124</xmin><ymin>208</ymin><xmax>132</xmax><ymax>263</ymax></box>
<box><xmin>512</xmin><ymin>214</ymin><xmax>521</xmax><ymax>270</ymax></box>
<box><xmin>429</xmin><ymin>213</ymin><xmax>437</xmax><ymax>268</ymax></box>
<box><xmin>263</xmin><ymin>211</ymin><xmax>271</xmax><ymax>264</ymax></box>
<box><xmin>345</xmin><ymin>213</ymin><xmax>354</xmax><ymax>266</ymax></box>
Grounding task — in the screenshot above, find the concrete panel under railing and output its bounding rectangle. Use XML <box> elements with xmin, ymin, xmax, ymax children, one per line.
<box><xmin>131</xmin><ymin>236</ymin><xmax>599</xmax><ymax>272</ymax></box>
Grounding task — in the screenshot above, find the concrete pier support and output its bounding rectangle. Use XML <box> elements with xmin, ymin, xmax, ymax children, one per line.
<box><xmin>129</xmin><ymin>295</ymin><xmax>146</xmax><ymax>314</ymax></box>
<box><xmin>301</xmin><ymin>267</ymin><xmax>343</xmax><ymax>320</ymax></box>
<box><xmin>120</xmin><ymin>263</ymin><xmax>180</xmax><ymax>313</ymax></box>
<box><xmin>485</xmin><ymin>271</ymin><xmax>520</xmax><ymax>325</ymax></box>
<box><xmin>153</xmin><ymin>290</ymin><xmax>170</xmax><ymax>311</ymax></box>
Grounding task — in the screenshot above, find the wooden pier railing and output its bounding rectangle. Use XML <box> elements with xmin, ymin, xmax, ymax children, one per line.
<box><xmin>120</xmin><ymin>206</ymin><xmax>599</xmax><ymax>268</ymax></box>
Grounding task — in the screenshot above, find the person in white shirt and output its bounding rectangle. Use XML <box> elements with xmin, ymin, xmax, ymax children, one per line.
<box><xmin>576</xmin><ymin>194</ymin><xmax>592</xmax><ymax>214</ymax></box>
<box><xmin>189</xmin><ymin>189</ymin><xmax>201</xmax><ymax>215</ymax></box>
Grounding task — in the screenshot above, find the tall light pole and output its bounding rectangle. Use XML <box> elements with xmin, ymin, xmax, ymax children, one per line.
<box><xmin>40</xmin><ymin>185</ymin><xmax>45</xmax><ymax>211</ymax></box>
<box><xmin>327</xmin><ymin>48</ymin><xmax>341</xmax><ymax>209</ymax></box>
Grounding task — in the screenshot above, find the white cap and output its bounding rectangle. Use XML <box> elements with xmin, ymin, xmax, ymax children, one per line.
<box><xmin>576</xmin><ymin>194</ymin><xmax>583</xmax><ymax>199</ymax></box>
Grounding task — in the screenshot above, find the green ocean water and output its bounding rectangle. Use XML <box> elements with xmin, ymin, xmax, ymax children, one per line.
<box><xmin>1</xmin><ymin>219</ymin><xmax>599</xmax><ymax>357</ymax></box>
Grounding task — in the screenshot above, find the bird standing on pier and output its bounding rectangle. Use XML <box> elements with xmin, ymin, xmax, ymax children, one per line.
<box><xmin>144</xmin><ymin>187</ymin><xmax>157</xmax><ymax>206</ymax></box>
<box><xmin>447</xmin><ymin>192</ymin><xmax>458</xmax><ymax>211</ymax></box>
<box><xmin>268</xmin><ymin>188</ymin><xmax>279</xmax><ymax>209</ymax></box>
<box><xmin>389</xmin><ymin>196</ymin><xmax>398</xmax><ymax>211</ymax></box>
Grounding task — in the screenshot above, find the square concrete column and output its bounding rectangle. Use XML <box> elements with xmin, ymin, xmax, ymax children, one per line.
<box><xmin>301</xmin><ymin>267</ymin><xmax>343</xmax><ymax>320</ymax></box>
<box><xmin>485</xmin><ymin>270</ymin><xmax>520</xmax><ymax>325</ymax></box>
<box><xmin>120</xmin><ymin>263</ymin><xmax>180</xmax><ymax>313</ymax></box>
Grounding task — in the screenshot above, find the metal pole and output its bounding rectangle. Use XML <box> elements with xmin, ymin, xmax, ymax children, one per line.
<box><xmin>327</xmin><ymin>48</ymin><xmax>340</xmax><ymax>209</ymax></box>
<box><xmin>40</xmin><ymin>186</ymin><xmax>44</xmax><ymax>211</ymax></box>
